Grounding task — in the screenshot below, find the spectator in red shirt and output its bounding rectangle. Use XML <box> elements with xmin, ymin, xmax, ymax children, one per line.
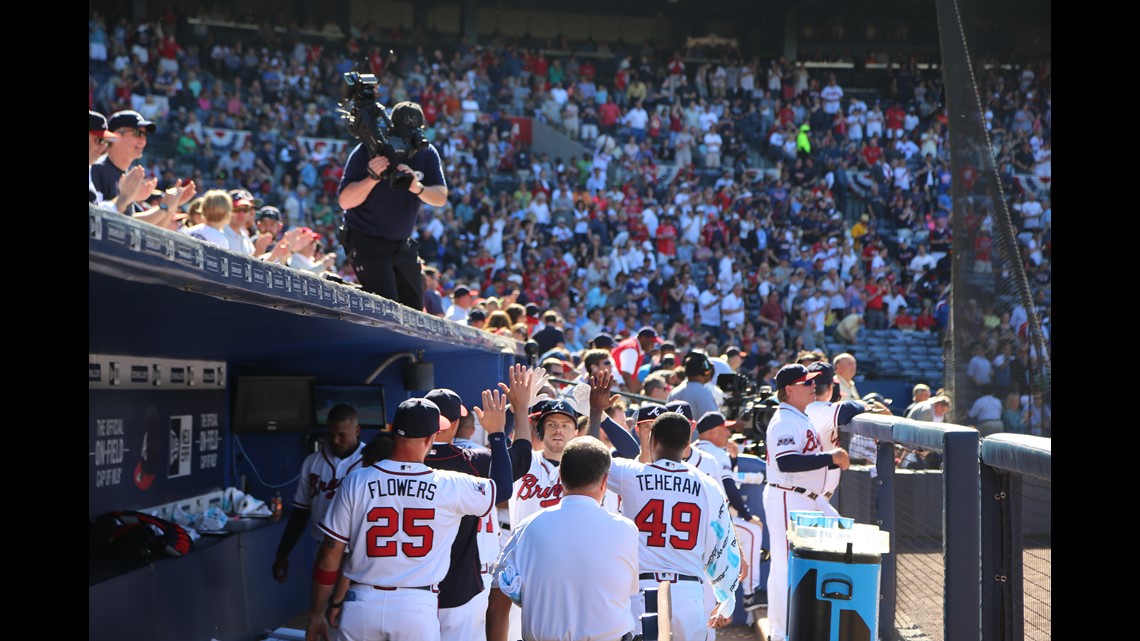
<box><xmin>861</xmin><ymin>136</ymin><xmax>883</xmax><ymax>169</ymax></box>
<box><xmin>864</xmin><ymin>276</ymin><xmax>887</xmax><ymax>330</ymax></box>
<box><xmin>885</xmin><ymin>102</ymin><xmax>907</xmax><ymax>140</ymax></box>
<box><xmin>598</xmin><ymin>95</ymin><xmax>622</xmax><ymax>135</ymax></box>
<box><xmin>656</xmin><ymin>216</ymin><xmax>678</xmax><ymax>257</ymax></box>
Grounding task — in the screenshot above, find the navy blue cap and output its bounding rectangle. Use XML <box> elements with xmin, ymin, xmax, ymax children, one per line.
<box><xmin>696</xmin><ymin>411</ymin><xmax>736</xmax><ymax>434</ymax></box>
<box><xmin>665</xmin><ymin>400</ymin><xmax>694</xmax><ymax>421</ymax></box>
<box><xmin>393</xmin><ymin>398</ymin><xmax>450</xmax><ymax>438</ymax></box>
<box><xmin>635</xmin><ymin>403</ymin><xmax>669</xmax><ymax>424</ymax></box>
<box><xmin>775</xmin><ymin>363</ymin><xmax>821</xmax><ymax>389</ymax></box>
<box><xmin>532</xmin><ymin>398</ymin><xmax>579</xmax><ymax>424</ymax></box>
<box><xmin>425</xmin><ymin>388</ymin><xmax>467</xmax><ymax>423</ymax></box>
<box><xmin>807</xmin><ymin>361</ymin><xmax>835</xmax><ymax>390</ymax></box>
<box><xmin>107</xmin><ymin>110</ymin><xmax>156</xmax><ymax>133</ymax></box>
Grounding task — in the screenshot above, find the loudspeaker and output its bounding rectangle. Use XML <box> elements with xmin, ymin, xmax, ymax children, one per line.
<box><xmin>403</xmin><ymin>362</ymin><xmax>434</xmax><ymax>391</ymax></box>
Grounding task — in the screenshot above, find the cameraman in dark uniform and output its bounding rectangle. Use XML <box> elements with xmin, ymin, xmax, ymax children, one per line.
<box><xmin>338</xmin><ymin>101</ymin><xmax>448</xmax><ymax>310</ymax></box>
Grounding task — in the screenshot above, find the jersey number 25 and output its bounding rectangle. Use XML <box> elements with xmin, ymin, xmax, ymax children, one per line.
<box><xmin>633</xmin><ymin>499</ymin><xmax>700</xmax><ymax>550</ymax></box>
<box><xmin>366</xmin><ymin>507</ymin><xmax>436</xmax><ymax>558</ymax></box>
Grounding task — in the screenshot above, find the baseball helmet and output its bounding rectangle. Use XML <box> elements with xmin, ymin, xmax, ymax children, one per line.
<box><xmin>531</xmin><ymin>399</ymin><xmax>579</xmax><ymax>438</ymax></box>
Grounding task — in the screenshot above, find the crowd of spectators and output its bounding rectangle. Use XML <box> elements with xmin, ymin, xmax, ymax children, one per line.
<box><xmin>89</xmin><ymin>7</ymin><xmax>1051</xmax><ymax>417</ymax></box>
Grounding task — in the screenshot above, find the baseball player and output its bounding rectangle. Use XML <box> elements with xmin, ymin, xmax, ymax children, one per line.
<box><xmin>762</xmin><ymin>364</ymin><xmax>851</xmax><ymax>641</ymax></box>
<box><xmin>606</xmin><ymin>410</ymin><xmax>742</xmax><ymax>641</ymax></box>
<box><xmin>423</xmin><ymin>388</ymin><xmax>515</xmax><ymax>641</ymax></box>
<box><xmin>487</xmin><ymin>365</ymin><xmax>639</xmax><ymax>641</ymax></box>
<box><xmin>306</xmin><ymin>394</ymin><xmax>510</xmax><ymax>641</ymax></box>
<box><xmin>803</xmin><ymin>361</ymin><xmax>892</xmax><ymax>514</ymax></box>
<box><xmin>493</xmin><ymin>436</ymin><xmax>640</xmax><ymax>641</ymax></box>
<box><xmin>692</xmin><ymin>411</ymin><xmax>768</xmax><ymax>613</ymax></box>
<box><xmin>274</xmin><ymin>404</ymin><xmax>366</xmax><ymax>583</ymax></box>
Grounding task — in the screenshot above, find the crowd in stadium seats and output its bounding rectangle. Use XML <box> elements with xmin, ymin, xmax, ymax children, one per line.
<box><xmin>89</xmin><ymin>7</ymin><xmax>1050</xmax><ymax>418</ymax></box>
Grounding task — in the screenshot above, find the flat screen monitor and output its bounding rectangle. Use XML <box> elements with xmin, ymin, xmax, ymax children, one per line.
<box><xmin>313</xmin><ymin>385</ymin><xmax>386</xmax><ymax>430</ymax></box>
<box><xmin>232</xmin><ymin>376</ymin><xmax>316</xmax><ymax>432</ymax></box>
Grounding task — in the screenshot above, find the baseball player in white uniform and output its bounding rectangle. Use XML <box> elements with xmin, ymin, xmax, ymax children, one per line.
<box><xmin>488</xmin><ymin>366</ymin><xmax>640</xmax><ymax>641</ymax></box>
<box><xmin>305</xmin><ymin>396</ymin><xmax>509</xmax><ymax>641</ymax></box>
<box><xmin>762</xmin><ymin>364</ymin><xmax>851</xmax><ymax>641</ymax></box>
<box><xmin>494</xmin><ymin>436</ymin><xmax>640</xmax><ymax>641</ymax></box>
<box><xmin>693</xmin><ymin>411</ymin><xmax>768</xmax><ymax>613</ymax></box>
<box><xmin>802</xmin><ymin>361</ymin><xmax>892</xmax><ymax>515</ymax></box>
<box><xmin>274</xmin><ymin>404</ymin><xmax>366</xmax><ymax>584</ymax></box>
<box><xmin>607</xmin><ymin>411</ymin><xmax>741</xmax><ymax>641</ymax></box>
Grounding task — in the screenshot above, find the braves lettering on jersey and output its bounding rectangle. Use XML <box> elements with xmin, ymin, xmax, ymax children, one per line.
<box><xmin>805</xmin><ymin>399</ymin><xmax>864</xmax><ymax>498</ymax></box>
<box><xmin>318</xmin><ymin>459</ymin><xmax>495</xmax><ymax>588</ymax></box>
<box><xmin>765</xmin><ymin>403</ymin><xmax>832</xmax><ymax>494</ymax></box>
<box><xmin>507</xmin><ymin>440</ymin><xmax>563</xmax><ymax>527</ymax></box>
<box><xmin>291</xmin><ymin>442</ymin><xmax>366</xmax><ymax>542</ymax></box>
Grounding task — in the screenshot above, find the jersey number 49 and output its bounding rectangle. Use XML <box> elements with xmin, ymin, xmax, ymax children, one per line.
<box><xmin>366</xmin><ymin>507</ymin><xmax>436</xmax><ymax>558</ymax></box>
<box><xmin>633</xmin><ymin>499</ymin><xmax>700</xmax><ymax>550</ymax></box>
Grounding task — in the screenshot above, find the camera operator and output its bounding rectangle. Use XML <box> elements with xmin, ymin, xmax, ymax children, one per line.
<box><xmin>338</xmin><ymin>101</ymin><xmax>448</xmax><ymax>310</ymax></box>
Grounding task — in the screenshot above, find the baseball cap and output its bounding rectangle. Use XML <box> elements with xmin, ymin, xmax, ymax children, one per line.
<box><xmin>724</xmin><ymin>346</ymin><xmax>743</xmax><ymax>359</ymax></box>
<box><xmin>452</xmin><ymin>286</ymin><xmax>471</xmax><ymax>299</ymax></box>
<box><xmin>466</xmin><ymin>308</ymin><xmax>486</xmax><ymax>323</ymax></box>
<box><xmin>533</xmin><ymin>398</ymin><xmax>579</xmax><ymax>425</ymax></box>
<box><xmin>425</xmin><ymin>388</ymin><xmax>468</xmax><ymax>423</ymax></box>
<box><xmin>107</xmin><ymin>110</ymin><xmax>156</xmax><ymax>133</ymax></box>
<box><xmin>591</xmin><ymin>333</ymin><xmax>615</xmax><ymax>349</ymax></box>
<box><xmin>775</xmin><ymin>363</ymin><xmax>821</xmax><ymax>389</ymax></box>
<box><xmin>90</xmin><ymin>110</ymin><xmax>118</xmax><ymax>139</ymax></box>
<box><xmin>683</xmin><ymin>351</ymin><xmax>713</xmax><ymax>377</ymax></box>
<box><xmin>256</xmin><ymin>206</ymin><xmax>282</xmax><ymax>221</ymax></box>
<box><xmin>637</xmin><ymin>326</ymin><xmax>659</xmax><ymax>340</ymax></box>
<box><xmin>635</xmin><ymin>403</ymin><xmax>669</xmax><ymax>424</ymax></box>
<box><xmin>392</xmin><ymin>398</ymin><xmax>451</xmax><ymax>438</ymax></box>
<box><xmin>806</xmin><ymin>361</ymin><xmax>835</xmax><ymax>390</ymax></box>
<box><xmin>696</xmin><ymin>411</ymin><xmax>737</xmax><ymax>434</ymax></box>
<box><xmin>391</xmin><ymin>101</ymin><xmax>425</xmax><ymax>131</ymax></box>
<box><xmin>863</xmin><ymin>392</ymin><xmax>893</xmax><ymax>405</ymax></box>
<box><xmin>664</xmin><ymin>400</ymin><xmax>694</xmax><ymax>422</ymax></box>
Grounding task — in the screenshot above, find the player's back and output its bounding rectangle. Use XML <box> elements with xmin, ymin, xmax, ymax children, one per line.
<box><xmin>607</xmin><ymin>457</ymin><xmax>723</xmax><ymax>580</ymax></box>
<box><xmin>320</xmin><ymin>459</ymin><xmax>495</xmax><ymax>589</ymax></box>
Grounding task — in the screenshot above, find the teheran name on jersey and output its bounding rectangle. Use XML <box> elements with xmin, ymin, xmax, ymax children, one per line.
<box><xmin>634</xmin><ymin>473</ymin><xmax>703</xmax><ymax>496</ymax></box>
<box><xmin>367</xmin><ymin>478</ymin><xmax>438</xmax><ymax>500</ymax></box>
<box><xmin>516</xmin><ymin>473</ymin><xmax>563</xmax><ymax>507</ymax></box>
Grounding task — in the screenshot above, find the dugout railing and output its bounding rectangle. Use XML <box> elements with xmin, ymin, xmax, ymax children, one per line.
<box><xmin>837</xmin><ymin>415</ymin><xmax>1050</xmax><ymax>641</ymax></box>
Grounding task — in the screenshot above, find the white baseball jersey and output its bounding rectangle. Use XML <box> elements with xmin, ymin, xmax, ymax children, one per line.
<box><xmin>607</xmin><ymin>457</ymin><xmax>740</xmax><ymax>614</ymax></box>
<box><xmin>318</xmin><ymin>459</ymin><xmax>495</xmax><ymax>588</ymax></box>
<box><xmin>766</xmin><ymin>403</ymin><xmax>832</xmax><ymax>495</ymax></box>
<box><xmin>684</xmin><ymin>444</ymin><xmax>728</xmax><ymax>486</ymax></box>
<box><xmin>509</xmin><ymin>449</ymin><xmax>563</xmax><ymax>528</ymax></box>
<box><xmin>291</xmin><ymin>442</ymin><xmax>366</xmax><ymax>542</ymax></box>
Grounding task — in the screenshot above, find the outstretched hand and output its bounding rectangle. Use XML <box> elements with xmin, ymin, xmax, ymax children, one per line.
<box><xmin>498</xmin><ymin>363</ymin><xmax>534</xmax><ymax>411</ymax></box>
<box><xmin>474</xmin><ymin>388</ymin><xmax>508</xmax><ymax>434</ymax></box>
<box><xmin>589</xmin><ymin>370</ymin><xmax>615</xmax><ymax>412</ymax></box>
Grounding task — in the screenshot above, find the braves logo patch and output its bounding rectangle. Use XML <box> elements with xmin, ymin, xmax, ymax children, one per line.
<box><xmin>475</xmin><ymin>482</ymin><xmax>487</xmax><ymax>496</ymax></box>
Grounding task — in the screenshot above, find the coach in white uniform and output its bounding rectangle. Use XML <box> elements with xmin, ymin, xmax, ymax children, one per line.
<box><xmin>273</xmin><ymin>404</ymin><xmax>366</xmax><ymax>583</ymax></box>
<box><xmin>307</xmin><ymin>396</ymin><xmax>509</xmax><ymax>641</ymax></box>
<box><xmin>494</xmin><ymin>436</ymin><xmax>639</xmax><ymax>641</ymax></box>
<box><xmin>763</xmin><ymin>364</ymin><xmax>852</xmax><ymax>641</ymax></box>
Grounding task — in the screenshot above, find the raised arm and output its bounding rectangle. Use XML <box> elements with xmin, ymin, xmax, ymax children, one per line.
<box><xmin>498</xmin><ymin>363</ymin><xmax>536</xmax><ymax>444</ymax></box>
<box><xmin>474</xmin><ymin>388</ymin><xmax>515</xmax><ymax>507</ymax></box>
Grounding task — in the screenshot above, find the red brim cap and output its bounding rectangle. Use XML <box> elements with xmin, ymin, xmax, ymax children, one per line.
<box><xmin>91</xmin><ymin>130</ymin><xmax>119</xmax><ymax>139</ymax></box>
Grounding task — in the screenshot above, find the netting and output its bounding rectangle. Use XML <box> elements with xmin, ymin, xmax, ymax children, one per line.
<box><xmin>935</xmin><ymin>0</ymin><xmax>1051</xmax><ymax>435</ymax></box>
<box><xmin>1019</xmin><ymin>475</ymin><xmax>1051</xmax><ymax>641</ymax></box>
